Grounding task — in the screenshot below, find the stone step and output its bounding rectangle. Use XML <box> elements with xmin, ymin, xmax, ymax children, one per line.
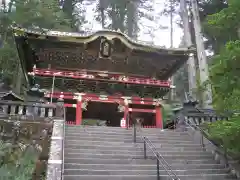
<box><xmin>64</xmin><ymin>141</ymin><xmax>202</xmax><ymax>147</ymax></box>
<box><xmin>64</xmin><ymin>149</ymin><xmax>213</xmax><ymax>157</ymax></box>
<box><xmin>65</xmin><ymin>128</ymin><xmax>189</xmax><ymax>136</ymax></box>
<box><xmin>65</xmin><ymin>126</ymin><xmax>153</xmax><ymax>131</ymax></box>
<box><xmin>65</xmin><ymin>132</ymin><xmax>132</xmax><ymax>136</ymax></box>
<box><xmin>66</xmin><ymin>126</ymin><xmax>185</xmax><ymax>134</ymax></box>
<box><xmin>142</xmin><ymin>129</ymin><xmax>187</xmax><ymax>133</ymax></box>
<box><xmin>64</xmin><ymin>157</ymin><xmax>219</xmax><ymax>165</ymax></box>
<box><xmin>66</xmin><ymin>125</ymin><xmax>126</xmax><ymax>129</ymax></box>
<box><xmin>65</xmin><ymin>131</ymin><xmax>189</xmax><ymax>138</ymax></box>
<box><xmin>64</xmin><ymin>137</ymin><xmax>199</xmax><ymax>144</ymax></box>
<box><xmin>64</xmin><ymin>152</ymin><xmax>214</xmax><ymax>160</ymax></box>
<box><xmin>64</xmin><ymin>144</ymin><xmax>204</xmax><ymax>151</ymax></box>
<box><xmin>64</xmin><ymin>163</ymin><xmax>225</xmax><ymax>170</ymax></box>
<box><xmin>65</xmin><ymin>134</ymin><xmax>192</xmax><ymax>142</ymax></box>
<box><xmin>65</xmin><ymin>135</ymin><xmax>191</xmax><ymax>141</ymax></box>
<box><xmin>65</xmin><ymin>134</ymin><xmax>193</xmax><ymax>141</ymax></box>
<box><xmin>63</xmin><ymin>168</ymin><xmax>229</xmax><ymax>176</ymax></box>
<box><xmin>65</xmin><ymin>127</ymin><xmax>132</xmax><ymax>131</ymax></box>
<box><xmin>66</xmin><ymin>126</ymin><xmax>180</xmax><ymax>132</ymax></box>
<box><xmin>140</xmin><ymin>129</ymin><xmax>190</xmax><ymax>135</ymax></box>
<box><xmin>65</xmin><ymin>127</ymin><xmax>189</xmax><ymax>135</ymax></box>
<box><xmin>64</xmin><ymin>138</ymin><xmax>194</xmax><ymax>144</ymax></box>
<box><xmin>64</xmin><ymin>141</ymin><xmax>133</xmax><ymax>146</ymax></box>
<box><xmin>64</xmin><ymin>157</ymin><xmax>156</xmax><ymax>164</ymax></box>
<box><xmin>64</xmin><ymin>147</ymin><xmax>206</xmax><ymax>155</ymax></box>
<box><xmin>65</xmin><ymin>129</ymin><xmax>189</xmax><ymax>135</ymax></box>
<box><xmin>63</xmin><ymin>174</ymin><xmax>235</xmax><ymax>180</ymax></box>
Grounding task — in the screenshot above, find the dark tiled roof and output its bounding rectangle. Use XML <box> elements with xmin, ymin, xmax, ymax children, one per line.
<box><xmin>0</xmin><ymin>91</ymin><xmax>24</xmax><ymax>101</ymax></box>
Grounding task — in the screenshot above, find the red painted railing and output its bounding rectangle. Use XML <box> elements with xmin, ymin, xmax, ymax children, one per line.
<box><xmin>45</xmin><ymin>92</ymin><xmax>160</xmax><ymax>105</ymax></box>
<box><xmin>31</xmin><ymin>68</ymin><xmax>170</xmax><ymax>87</ymax></box>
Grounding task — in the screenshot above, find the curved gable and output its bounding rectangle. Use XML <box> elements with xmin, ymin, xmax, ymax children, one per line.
<box><xmin>12</xmin><ymin>26</ymin><xmax>194</xmax><ymax>55</ymax></box>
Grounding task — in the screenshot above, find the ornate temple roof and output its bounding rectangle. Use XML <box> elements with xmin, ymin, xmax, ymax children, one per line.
<box><xmin>12</xmin><ymin>26</ymin><xmax>194</xmax><ymax>52</ymax></box>
<box><xmin>12</xmin><ymin>26</ymin><xmax>195</xmax><ymax>83</ymax></box>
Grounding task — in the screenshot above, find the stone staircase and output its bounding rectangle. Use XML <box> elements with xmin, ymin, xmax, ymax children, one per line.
<box><xmin>63</xmin><ymin>125</ymin><xmax>237</xmax><ymax>180</ymax></box>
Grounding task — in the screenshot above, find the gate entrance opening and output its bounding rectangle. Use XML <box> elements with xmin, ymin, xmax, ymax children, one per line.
<box><xmin>82</xmin><ymin>102</ymin><xmax>122</xmax><ymax>127</ymax></box>
<box><xmin>129</xmin><ymin>112</ymin><xmax>156</xmax><ymax>127</ymax></box>
<box><xmin>66</xmin><ymin>107</ymin><xmax>76</xmax><ymax>124</ymax></box>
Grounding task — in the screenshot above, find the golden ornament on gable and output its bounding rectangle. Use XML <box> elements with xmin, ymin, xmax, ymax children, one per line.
<box><xmin>99</xmin><ymin>38</ymin><xmax>113</xmax><ymax>58</ymax></box>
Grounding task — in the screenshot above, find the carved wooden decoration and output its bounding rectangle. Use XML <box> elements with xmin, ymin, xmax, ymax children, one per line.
<box><xmin>118</xmin><ymin>104</ymin><xmax>125</xmax><ymax>112</ymax></box>
<box><xmin>99</xmin><ymin>38</ymin><xmax>112</xmax><ymax>58</ymax></box>
<box><xmin>81</xmin><ymin>101</ymin><xmax>88</xmax><ymax>110</ymax></box>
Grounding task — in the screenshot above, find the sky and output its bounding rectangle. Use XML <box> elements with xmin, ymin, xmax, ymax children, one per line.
<box><xmin>1</xmin><ymin>0</ymin><xmax>183</xmax><ymax>48</ymax></box>
<box><xmin>81</xmin><ymin>0</ymin><xmax>183</xmax><ymax>48</ymax></box>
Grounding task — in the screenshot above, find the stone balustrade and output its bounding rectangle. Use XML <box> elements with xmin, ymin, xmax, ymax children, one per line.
<box><xmin>0</xmin><ymin>100</ymin><xmax>56</xmax><ymax>120</ymax></box>
<box><xmin>176</xmin><ymin>100</ymin><xmax>230</xmax><ymax>126</ymax></box>
<box><xmin>0</xmin><ymin>99</ymin><xmax>65</xmax><ymax>180</ymax></box>
<box><xmin>185</xmin><ymin>115</ymin><xmax>228</xmax><ymax>125</ymax></box>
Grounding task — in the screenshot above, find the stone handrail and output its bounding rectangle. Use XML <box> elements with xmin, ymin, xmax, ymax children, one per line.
<box><xmin>46</xmin><ymin>99</ymin><xmax>65</xmax><ymax>180</ymax></box>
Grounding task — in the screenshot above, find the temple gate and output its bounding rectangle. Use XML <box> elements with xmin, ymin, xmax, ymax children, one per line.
<box><xmin>13</xmin><ymin>27</ymin><xmax>194</xmax><ymax>128</ymax></box>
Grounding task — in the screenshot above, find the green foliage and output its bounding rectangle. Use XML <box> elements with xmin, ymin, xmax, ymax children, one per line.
<box><xmin>204</xmin><ymin>0</ymin><xmax>240</xmax><ymax>44</ymax></box>
<box><xmin>9</xmin><ymin>0</ymin><xmax>71</xmax><ymax>30</ymax></box>
<box><xmin>205</xmin><ymin>115</ymin><xmax>240</xmax><ymax>156</ymax></box>
<box><xmin>203</xmin><ymin>0</ymin><xmax>240</xmax><ymax>156</ymax></box>
<box><xmin>0</xmin><ymin>0</ymin><xmax>71</xmax><ymax>85</ymax></box>
<box><xmin>0</xmin><ymin>141</ymin><xmax>38</xmax><ymax>180</ymax></box>
<box><xmin>0</xmin><ymin>42</ymin><xmax>19</xmax><ymax>85</ymax></box>
<box><xmin>210</xmin><ymin>40</ymin><xmax>240</xmax><ymax>112</ymax></box>
<box><xmin>162</xmin><ymin>104</ymin><xmax>174</xmax><ymax>126</ymax></box>
<box><xmin>82</xmin><ymin>119</ymin><xmax>105</xmax><ymax>126</ymax></box>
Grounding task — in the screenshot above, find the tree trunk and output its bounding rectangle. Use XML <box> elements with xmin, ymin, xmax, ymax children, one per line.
<box><xmin>62</xmin><ymin>0</ymin><xmax>74</xmax><ymax>29</ymax></box>
<box><xmin>99</xmin><ymin>0</ymin><xmax>106</xmax><ymax>29</ymax></box>
<box><xmin>15</xmin><ymin>63</ymin><xmax>22</xmax><ymax>94</ymax></box>
<box><xmin>100</xmin><ymin>8</ymin><xmax>105</xmax><ymax>28</ymax></box>
<box><xmin>190</xmin><ymin>0</ymin><xmax>212</xmax><ymax>108</ymax></box>
<box><xmin>2</xmin><ymin>0</ymin><xmax>14</xmax><ymax>45</ymax></box>
<box><xmin>180</xmin><ymin>0</ymin><xmax>197</xmax><ymax>98</ymax></box>
<box><xmin>111</xmin><ymin>4</ymin><xmax>118</xmax><ymax>31</ymax></box>
<box><xmin>126</xmin><ymin>1</ymin><xmax>137</xmax><ymax>38</ymax></box>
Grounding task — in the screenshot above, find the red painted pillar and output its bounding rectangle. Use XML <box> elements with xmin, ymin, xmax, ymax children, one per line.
<box><xmin>76</xmin><ymin>96</ymin><xmax>82</xmax><ymax>125</ymax></box>
<box><xmin>155</xmin><ymin>106</ymin><xmax>163</xmax><ymax>129</ymax></box>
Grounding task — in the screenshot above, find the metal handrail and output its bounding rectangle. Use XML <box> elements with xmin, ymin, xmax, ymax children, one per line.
<box><xmin>133</xmin><ymin>124</ymin><xmax>180</xmax><ymax>180</ymax></box>
<box><xmin>143</xmin><ymin>136</ymin><xmax>180</xmax><ymax>180</ymax></box>
<box><xmin>184</xmin><ymin>119</ymin><xmax>215</xmax><ymax>147</ymax></box>
<box><xmin>125</xmin><ymin>112</ymin><xmax>129</xmax><ymax>130</ymax></box>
